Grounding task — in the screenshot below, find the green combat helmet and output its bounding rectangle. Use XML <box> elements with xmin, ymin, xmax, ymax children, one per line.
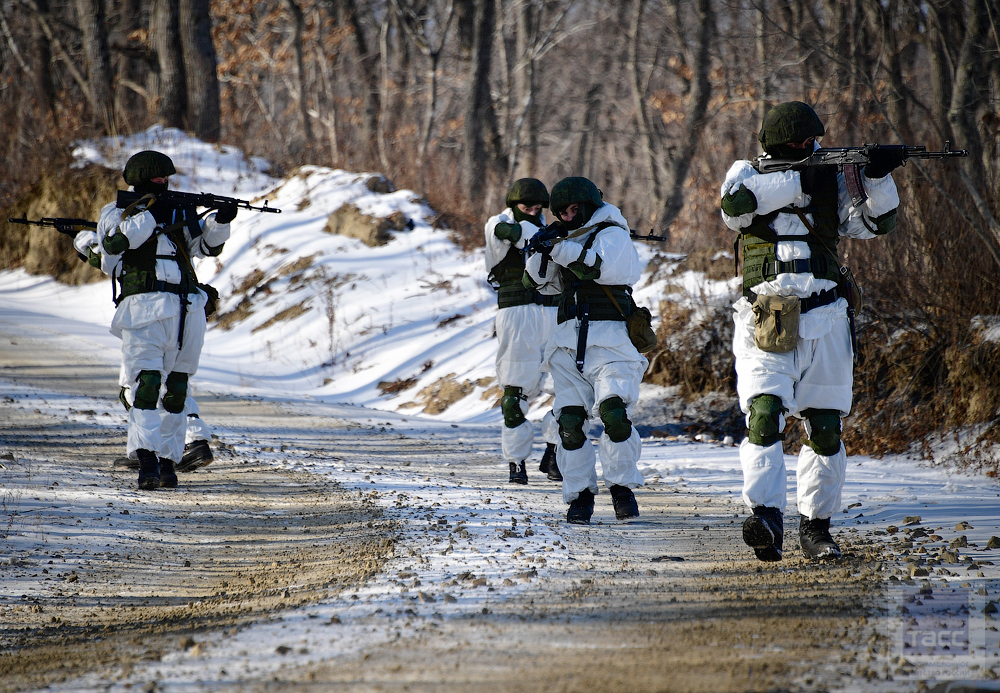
<box><xmin>506</xmin><ymin>178</ymin><xmax>549</xmax><ymax>209</ymax></box>
<box><xmin>757</xmin><ymin>101</ymin><xmax>825</xmax><ymax>159</ymax></box>
<box><xmin>506</xmin><ymin>178</ymin><xmax>549</xmax><ymax>224</ymax></box>
<box><xmin>549</xmin><ymin>177</ymin><xmax>603</xmax><ymax>230</ymax></box>
<box><xmin>123</xmin><ymin>151</ymin><xmax>176</xmax><ymax>189</ymax></box>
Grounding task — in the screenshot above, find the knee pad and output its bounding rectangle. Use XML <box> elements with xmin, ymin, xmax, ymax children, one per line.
<box><xmin>162</xmin><ymin>372</ymin><xmax>189</xmax><ymax>414</ymax></box>
<box><xmin>500</xmin><ymin>386</ymin><xmax>527</xmax><ymax>428</ymax></box>
<box><xmin>747</xmin><ymin>394</ymin><xmax>785</xmax><ymax>447</ymax></box>
<box><xmin>557</xmin><ymin>406</ymin><xmax>588</xmax><ymax>451</ymax></box>
<box><xmin>119</xmin><ymin>386</ymin><xmax>131</xmax><ymax>412</ymax></box>
<box><xmin>598</xmin><ymin>396</ymin><xmax>632</xmax><ymax>443</ymax></box>
<box><xmin>133</xmin><ymin>371</ymin><xmax>161</xmax><ymax>410</ymax></box>
<box><xmin>804</xmin><ymin>409</ymin><xmax>842</xmax><ymax>456</ymax></box>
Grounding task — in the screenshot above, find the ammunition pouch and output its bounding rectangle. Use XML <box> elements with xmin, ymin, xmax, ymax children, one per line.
<box><xmin>751</xmin><ymin>294</ymin><xmax>801</xmax><ymax>353</ymax></box>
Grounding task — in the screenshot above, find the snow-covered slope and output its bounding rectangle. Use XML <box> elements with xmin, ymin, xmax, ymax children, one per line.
<box><xmin>53</xmin><ymin>126</ymin><xmax>738</xmax><ymax>423</ymax></box>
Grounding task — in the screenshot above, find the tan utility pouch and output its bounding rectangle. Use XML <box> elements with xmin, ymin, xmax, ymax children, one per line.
<box><xmin>627</xmin><ymin>305</ymin><xmax>658</xmax><ymax>353</ymax></box>
<box><xmin>752</xmin><ymin>293</ymin><xmax>800</xmax><ymax>353</ymax></box>
<box><xmin>600</xmin><ymin>285</ymin><xmax>658</xmax><ymax>354</ymax></box>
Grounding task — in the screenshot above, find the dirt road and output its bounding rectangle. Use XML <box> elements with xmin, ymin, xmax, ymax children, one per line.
<box><xmin>0</xmin><ymin>328</ymin><xmax>897</xmax><ymax>692</ymax></box>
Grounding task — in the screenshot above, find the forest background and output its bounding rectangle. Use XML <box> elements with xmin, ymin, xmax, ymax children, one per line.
<box><xmin>0</xmin><ymin>0</ymin><xmax>998</xmax><ymax>467</ymax></box>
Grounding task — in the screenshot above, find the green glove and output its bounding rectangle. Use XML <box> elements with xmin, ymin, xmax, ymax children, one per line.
<box><xmin>494</xmin><ymin>221</ymin><xmax>522</xmax><ymax>243</ymax></box>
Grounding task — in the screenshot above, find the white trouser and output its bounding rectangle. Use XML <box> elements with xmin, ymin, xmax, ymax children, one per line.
<box><xmin>733</xmin><ymin>304</ymin><xmax>852</xmax><ymax>519</ymax></box>
<box><xmin>120</xmin><ymin>364</ymin><xmax>209</xmax><ymax>446</ymax></box>
<box><xmin>548</xmin><ymin>345</ymin><xmax>645</xmax><ymax>504</ymax></box>
<box><xmin>496</xmin><ymin>304</ymin><xmax>557</xmax><ymax>462</ymax></box>
<box><xmin>122</xmin><ymin>310</ymin><xmax>206</xmax><ymax>462</ymax></box>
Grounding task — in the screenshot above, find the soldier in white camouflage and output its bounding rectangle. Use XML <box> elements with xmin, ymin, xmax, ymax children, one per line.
<box><xmin>484</xmin><ymin>178</ymin><xmax>561</xmax><ymax>485</ymax></box>
<box><xmin>720</xmin><ymin>102</ymin><xmax>903</xmax><ymax>561</ymax></box>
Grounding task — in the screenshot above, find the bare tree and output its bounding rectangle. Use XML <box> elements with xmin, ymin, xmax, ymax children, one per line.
<box><xmin>284</xmin><ymin>0</ymin><xmax>315</xmax><ymax>144</ymax></box>
<box><xmin>76</xmin><ymin>0</ymin><xmax>115</xmax><ymax>128</ymax></box>
<box><xmin>179</xmin><ymin>0</ymin><xmax>221</xmax><ymax>142</ymax></box>
<box><xmin>151</xmin><ymin>0</ymin><xmax>186</xmax><ymax>128</ymax></box>
<box><xmin>392</xmin><ymin>0</ymin><xmax>456</xmax><ymax>168</ymax></box>
<box><xmin>463</xmin><ymin>0</ymin><xmax>505</xmax><ymax>205</ymax></box>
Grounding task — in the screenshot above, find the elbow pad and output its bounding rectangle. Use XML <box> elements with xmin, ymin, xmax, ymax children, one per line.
<box><xmin>721</xmin><ymin>184</ymin><xmax>758</xmax><ymax>217</ymax></box>
<box><xmin>102</xmin><ymin>230</ymin><xmax>129</xmax><ymax>256</ymax></box>
<box><xmin>870</xmin><ymin>209</ymin><xmax>898</xmax><ymax>236</ymax></box>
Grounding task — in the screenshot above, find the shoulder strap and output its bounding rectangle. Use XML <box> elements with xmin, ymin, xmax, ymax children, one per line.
<box><xmin>600</xmin><ymin>284</ymin><xmax>628</xmax><ymax>317</ymax></box>
<box><xmin>792</xmin><ymin>208</ymin><xmax>840</xmax><ymax>265</ymax></box>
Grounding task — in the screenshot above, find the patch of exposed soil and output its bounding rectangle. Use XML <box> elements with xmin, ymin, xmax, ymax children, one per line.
<box><xmin>0</xmin><ymin>403</ymin><xmax>396</xmax><ymax>693</ymax></box>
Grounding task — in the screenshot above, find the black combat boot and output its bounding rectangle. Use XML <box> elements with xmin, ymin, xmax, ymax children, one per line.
<box><xmin>114</xmin><ymin>452</ymin><xmax>139</xmax><ymax>469</ymax></box>
<box><xmin>159</xmin><ymin>458</ymin><xmax>178</xmax><ymax>489</ymax></box>
<box><xmin>540</xmin><ymin>443</ymin><xmax>562</xmax><ymax>481</ymax></box>
<box><xmin>742</xmin><ymin>506</ymin><xmax>783</xmax><ymax>562</ymax></box>
<box><xmin>566</xmin><ymin>489</ymin><xmax>595</xmax><ymax>525</ymax></box>
<box><xmin>609</xmin><ymin>484</ymin><xmax>639</xmax><ymax>521</ymax></box>
<box><xmin>177</xmin><ymin>439</ymin><xmax>213</xmax><ymax>472</ymax></box>
<box><xmin>136</xmin><ymin>449</ymin><xmax>160</xmax><ymax>491</ymax></box>
<box><xmin>539</xmin><ymin>443</ymin><xmax>556</xmax><ymax>473</ymax></box>
<box><xmin>799</xmin><ymin>516</ymin><xmax>842</xmax><ymax>560</ymax></box>
<box><xmin>508</xmin><ymin>461</ymin><xmax>528</xmax><ymax>485</ymax></box>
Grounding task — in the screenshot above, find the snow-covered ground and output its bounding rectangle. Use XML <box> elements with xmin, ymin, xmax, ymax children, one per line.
<box><xmin>2</xmin><ymin>126</ymin><xmax>999</xmax><ymax>689</ymax></box>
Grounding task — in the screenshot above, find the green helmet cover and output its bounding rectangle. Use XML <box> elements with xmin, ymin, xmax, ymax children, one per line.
<box><xmin>549</xmin><ymin>177</ymin><xmax>602</xmax><ymax>216</ymax></box>
<box><xmin>123</xmin><ymin>150</ymin><xmax>176</xmax><ymax>186</ymax></box>
<box><xmin>757</xmin><ymin>101</ymin><xmax>825</xmax><ymax>152</ymax></box>
<box><xmin>506</xmin><ymin>178</ymin><xmax>549</xmax><ymax>209</ymax></box>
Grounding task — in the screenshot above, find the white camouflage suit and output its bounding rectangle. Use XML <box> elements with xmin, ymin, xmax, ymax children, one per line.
<box><xmin>97</xmin><ymin>199</ymin><xmax>229</xmax><ymax>463</ymax></box>
<box><xmin>720</xmin><ymin>145</ymin><xmax>899</xmax><ymax>519</ymax></box>
<box><xmin>525</xmin><ymin>203</ymin><xmax>647</xmax><ymax>504</ymax></box>
<box><xmin>74</xmin><ymin>229</ymin><xmax>213</xmax><ymax>450</ymax></box>
<box><xmin>484</xmin><ymin>209</ymin><xmax>559</xmax><ymax>463</ymax></box>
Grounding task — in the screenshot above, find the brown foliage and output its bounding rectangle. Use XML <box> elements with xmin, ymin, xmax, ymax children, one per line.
<box><xmin>0</xmin><ymin>164</ymin><xmax>121</xmax><ymax>285</ymax></box>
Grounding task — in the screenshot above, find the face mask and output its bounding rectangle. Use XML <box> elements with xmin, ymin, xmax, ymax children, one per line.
<box><xmin>512</xmin><ymin>206</ymin><xmax>542</xmax><ymax>226</ymax></box>
<box><xmin>134</xmin><ymin>180</ymin><xmax>168</xmax><ymax>195</ymax></box>
<box><xmin>767</xmin><ymin>144</ymin><xmax>810</xmax><ymax>161</ymax></box>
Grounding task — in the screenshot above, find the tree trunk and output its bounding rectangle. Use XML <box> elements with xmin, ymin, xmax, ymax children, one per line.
<box><xmin>924</xmin><ymin>0</ymin><xmax>959</xmax><ymax>141</ymax></box>
<box><xmin>629</xmin><ymin>0</ymin><xmax>661</xmax><ymax>201</ymax></box>
<box><xmin>948</xmin><ymin>0</ymin><xmax>1000</xmax><ymax>265</ymax></box>
<box><xmin>151</xmin><ymin>0</ymin><xmax>186</xmax><ymax>129</ymax></box>
<box><xmin>463</xmin><ymin>0</ymin><xmax>504</xmax><ymax>205</ymax></box>
<box><xmin>655</xmin><ymin>0</ymin><xmax>714</xmax><ymax>232</ymax></box>
<box><xmin>179</xmin><ymin>0</ymin><xmax>221</xmax><ymax>142</ymax></box>
<box><xmin>75</xmin><ymin>0</ymin><xmax>114</xmax><ymax>129</ymax></box>
<box><xmin>284</xmin><ymin>0</ymin><xmax>314</xmax><ymax>144</ymax></box>
<box><xmin>508</xmin><ymin>0</ymin><xmax>539</xmax><ymax>181</ymax></box>
<box><xmin>112</xmin><ymin>0</ymin><xmax>146</xmax><ymax>121</ymax></box>
<box><xmin>30</xmin><ymin>0</ymin><xmax>56</xmax><ymax>118</ymax></box>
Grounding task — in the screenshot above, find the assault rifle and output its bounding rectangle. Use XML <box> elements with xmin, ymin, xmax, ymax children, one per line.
<box><xmin>522</xmin><ymin>222</ymin><xmax>566</xmax><ymax>255</ymax></box>
<box><xmin>632</xmin><ymin>230</ymin><xmax>668</xmax><ymax>242</ymax></box>
<box><xmin>116</xmin><ymin>189</ymin><xmax>281</xmax><ymax>214</ymax></box>
<box><xmin>525</xmin><ymin>223</ymin><xmax>666</xmax><ymax>255</ymax></box>
<box><xmin>7</xmin><ymin>215</ymin><xmax>97</xmax><ymax>237</ymax></box>
<box><xmin>753</xmin><ymin>142</ymin><xmax>968</xmax><ymax>206</ymax></box>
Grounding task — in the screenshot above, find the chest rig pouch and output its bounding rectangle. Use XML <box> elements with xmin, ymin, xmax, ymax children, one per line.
<box><xmin>488</xmin><ymin>245</ymin><xmax>558</xmax><ymax>308</ymax></box>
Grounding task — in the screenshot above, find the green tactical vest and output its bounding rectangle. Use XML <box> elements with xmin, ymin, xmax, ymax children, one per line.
<box><xmin>739</xmin><ymin>166</ymin><xmax>841</xmax><ymax>297</ymax></box>
<box><xmin>556</xmin><ymin>222</ymin><xmax>631</xmax><ymax>324</ymax></box>
<box><xmin>115</xmin><ymin>211</ymin><xmax>200</xmax><ymax>305</ymax></box>
<box><xmin>489</xmin><ymin>246</ymin><xmax>558</xmax><ymax>309</ymax></box>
